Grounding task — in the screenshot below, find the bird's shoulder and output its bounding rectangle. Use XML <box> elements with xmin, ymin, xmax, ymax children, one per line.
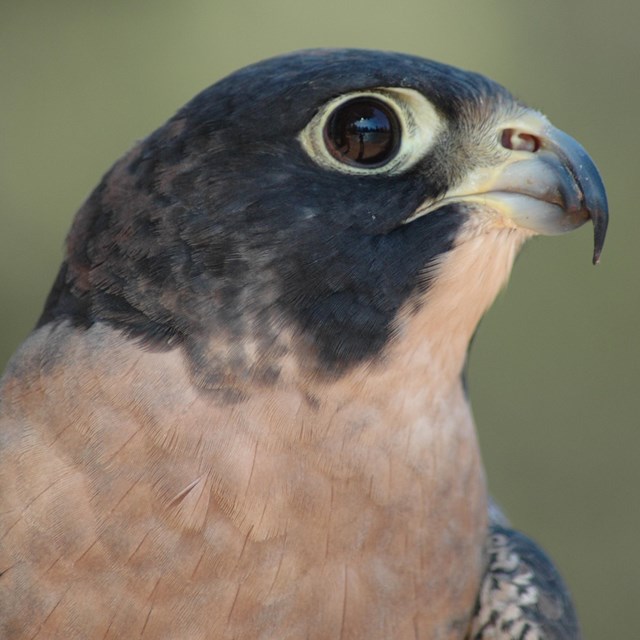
<box><xmin>469</xmin><ymin>525</ymin><xmax>582</xmax><ymax>640</ymax></box>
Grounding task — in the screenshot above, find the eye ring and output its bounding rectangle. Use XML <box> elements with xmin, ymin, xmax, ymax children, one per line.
<box><xmin>298</xmin><ymin>88</ymin><xmax>444</xmax><ymax>176</ymax></box>
<box><xmin>323</xmin><ymin>97</ymin><xmax>401</xmax><ymax>168</ymax></box>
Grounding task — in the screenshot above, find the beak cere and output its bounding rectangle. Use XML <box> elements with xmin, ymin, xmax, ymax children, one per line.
<box><xmin>407</xmin><ymin>113</ymin><xmax>609</xmax><ymax>264</ymax></box>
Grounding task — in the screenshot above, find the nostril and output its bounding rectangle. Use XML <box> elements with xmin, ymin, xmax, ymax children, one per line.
<box><xmin>501</xmin><ymin>128</ymin><xmax>541</xmax><ymax>152</ymax></box>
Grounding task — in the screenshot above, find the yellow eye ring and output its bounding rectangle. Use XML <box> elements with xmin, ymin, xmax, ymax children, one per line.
<box><xmin>299</xmin><ymin>88</ymin><xmax>443</xmax><ymax>176</ymax></box>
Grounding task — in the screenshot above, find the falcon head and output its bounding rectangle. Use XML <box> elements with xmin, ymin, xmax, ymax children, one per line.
<box><xmin>40</xmin><ymin>49</ymin><xmax>608</xmax><ymax>388</ymax></box>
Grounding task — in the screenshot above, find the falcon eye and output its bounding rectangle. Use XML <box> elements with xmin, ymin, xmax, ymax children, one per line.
<box><xmin>299</xmin><ymin>88</ymin><xmax>443</xmax><ymax>175</ymax></box>
<box><xmin>323</xmin><ymin>98</ymin><xmax>401</xmax><ymax>167</ymax></box>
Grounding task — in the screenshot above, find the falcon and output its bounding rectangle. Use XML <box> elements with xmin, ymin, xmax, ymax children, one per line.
<box><xmin>0</xmin><ymin>49</ymin><xmax>607</xmax><ymax>639</ymax></box>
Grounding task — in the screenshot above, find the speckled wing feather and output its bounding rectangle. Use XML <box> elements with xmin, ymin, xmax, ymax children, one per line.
<box><xmin>469</xmin><ymin>526</ymin><xmax>581</xmax><ymax>640</ymax></box>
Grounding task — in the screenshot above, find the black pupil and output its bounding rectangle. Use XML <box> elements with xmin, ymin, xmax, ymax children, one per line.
<box><xmin>324</xmin><ymin>98</ymin><xmax>400</xmax><ymax>167</ymax></box>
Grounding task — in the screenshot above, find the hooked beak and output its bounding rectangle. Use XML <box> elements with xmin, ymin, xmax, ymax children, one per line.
<box><xmin>406</xmin><ymin>113</ymin><xmax>609</xmax><ymax>264</ymax></box>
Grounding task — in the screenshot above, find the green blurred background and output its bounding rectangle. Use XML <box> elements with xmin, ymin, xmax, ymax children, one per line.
<box><xmin>1</xmin><ymin>1</ymin><xmax>637</xmax><ymax>636</ymax></box>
